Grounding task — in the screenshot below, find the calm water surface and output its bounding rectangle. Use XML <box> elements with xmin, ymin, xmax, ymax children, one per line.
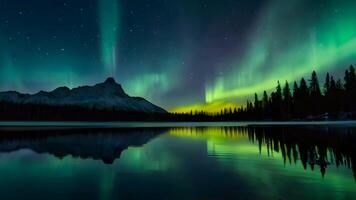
<box><xmin>0</xmin><ymin>123</ymin><xmax>355</xmax><ymax>200</ymax></box>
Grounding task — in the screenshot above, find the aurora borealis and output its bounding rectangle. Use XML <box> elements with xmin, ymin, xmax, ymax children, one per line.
<box><xmin>0</xmin><ymin>0</ymin><xmax>355</xmax><ymax>111</ymax></box>
<box><xmin>99</xmin><ymin>0</ymin><xmax>119</xmax><ymax>76</ymax></box>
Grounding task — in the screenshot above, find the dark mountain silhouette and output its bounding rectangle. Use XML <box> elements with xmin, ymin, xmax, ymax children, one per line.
<box><xmin>0</xmin><ymin>78</ymin><xmax>170</xmax><ymax>121</ymax></box>
<box><xmin>0</xmin><ymin>77</ymin><xmax>166</xmax><ymax>114</ymax></box>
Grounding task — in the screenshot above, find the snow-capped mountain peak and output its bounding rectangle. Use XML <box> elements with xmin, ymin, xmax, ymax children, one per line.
<box><xmin>0</xmin><ymin>78</ymin><xmax>167</xmax><ymax>113</ymax></box>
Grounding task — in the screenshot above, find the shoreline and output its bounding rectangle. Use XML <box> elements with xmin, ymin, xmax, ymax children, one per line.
<box><xmin>0</xmin><ymin>120</ymin><xmax>356</xmax><ymax>129</ymax></box>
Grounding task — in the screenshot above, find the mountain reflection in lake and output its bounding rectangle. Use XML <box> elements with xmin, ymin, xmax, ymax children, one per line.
<box><xmin>0</xmin><ymin>125</ymin><xmax>355</xmax><ymax>200</ymax></box>
<box><xmin>0</xmin><ymin>128</ymin><xmax>164</xmax><ymax>164</ymax></box>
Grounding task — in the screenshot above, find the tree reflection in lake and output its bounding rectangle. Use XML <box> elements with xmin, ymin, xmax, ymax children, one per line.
<box><xmin>170</xmin><ymin>125</ymin><xmax>356</xmax><ymax>179</ymax></box>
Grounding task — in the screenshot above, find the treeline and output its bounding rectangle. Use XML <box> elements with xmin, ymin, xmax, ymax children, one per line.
<box><xmin>238</xmin><ymin>65</ymin><xmax>356</xmax><ymax>120</ymax></box>
<box><xmin>0</xmin><ymin>101</ymin><xmax>218</xmax><ymax>121</ymax></box>
<box><xmin>172</xmin><ymin>65</ymin><xmax>356</xmax><ymax>121</ymax></box>
<box><xmin>0</xmin><ymin>102</ymin><xmax>170</xmax><ymax>121</ymax></box>
<box><xmin>0</xmin><ymin>101</ymin><xmax>216</xmax><ymax>121</ymax></box>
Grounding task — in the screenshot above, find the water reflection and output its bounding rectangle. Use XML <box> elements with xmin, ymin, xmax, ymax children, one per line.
<box><xmin>0</xmin><ymin>128</ymin><xmax>165</xmax><ymax>164</ymax></box>
<box><xmin>0</xmin><ymin>126</ymin><xmax>355</xmax><ymax>177</ymax></box>
<box><xmin>170</xmin><ymin>126</ymin><xmax>356</xmax><ymax>179</ymax></box>
<box><xmin>0</xmin><ymin>125</ymin><xmax>355</xmax><ymax>200</ymax></box>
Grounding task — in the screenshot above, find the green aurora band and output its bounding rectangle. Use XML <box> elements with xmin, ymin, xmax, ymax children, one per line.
<box><xmin>1</xmin><ymin>0</ymin><xmax>356</xmax><ymax>112</ymax></box>
<box><xmin>99</xmin><ymin>0</ymin><xmax>120</xmax><ymax>77</ymax></box>
<box><xmin>205</xmin><ymin>0</ymin><xmax>356</xmax><ymax>104</ymax></box>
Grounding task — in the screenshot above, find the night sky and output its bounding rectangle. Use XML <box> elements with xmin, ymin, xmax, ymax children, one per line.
<box><xmin>0</xmin><ymin>0</ymin><xmax>355</xmax><ymax>111</ymax></box>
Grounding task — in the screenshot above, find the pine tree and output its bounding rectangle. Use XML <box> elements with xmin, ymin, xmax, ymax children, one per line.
<box><xmin>322</xmin><ymin>73</ymin><xmax>331</xmax><ymax>113</ymax></box>
<box><xmin>336</xmin><ymin>79</ymin><xmax>343</xmax><ymax>90</ymax></box>
<box><xmin>254</xmin><ymin>93</ymin><xmax>259</xmax><ymax>111</ymax></box>
<box><xmin>349</xmin><ymin>65</ymin><xmax>356</xmax><ymax>88</ymax></box>
<box><xmin>350</xmin><ymin>65</ymin><xmax>356</xmax><ymax>78</ymax></box>
<box><xmin>283</xmin><ymin>81</ymin><xmax>292</xmax><ymax>102</ymax></box>
<box><xmin>329</xmin><ymin>76</ymin><xmax>336</xmax><ymax>95</ymax></box>
<box><xmin>276</xmin><ymin>81</ymin><xmax>282</xmax><ymax>100</ymax></box>
<box><xmin>344</xmin><ymin>66</ymin><xmax>355</xmax><ymax>110</ymax></box>
<box><xmin>347</xmin><ymin>65</ymin><xmax>356</xmax><ymax>111</ymax></box>
<box><xmin>292</xmin><ymin>81</ymin><xmax>299</xmax><ymax>116</ymax></box>
<box><xmin>309</xmin><ymin>71</ymin><xmax>321</xmax><ymax>97</ymax></box>
<box><xmin>293</xmin><ymin>81</ymin><xmax>299</xmax><ymax>99</ymax></box>
<box><xmin>246</xmin><ymin>100</ymin><xmax>251</xmax><ymax>112</ymax></box>
<box><xmin>262</xmin><ymin>90</ymin><xmax>269</xmax><ymax>113</ymax></box>
<box><xmin>299</xmin><ymin>78</ymin><xmax>308</xmax><ymax>96</ymax></box>
<box><xmin>298</xmin><ymin>78</ymin><xmax>309</xmax><ymax>116</ymax></box>
<box><xmin>324</xmin><ymin>73</ymin><xmax>330</xmax><ymax>95</ymax></box>
<box><xmin>283</xmin><ymin>81</ymin><xmax>292</xmax><ymax>119</ymax></box>
<box><xmin>349</xmin><ymin>65</ymin><xmax>356</xmax><ymax>110</ymax></box>
<box><xmin>344</xmin><ymin>69</ymin><xmax>350</xmax><ymax>90</ymax></box>
<box><xmin>270</xmin><ymin>82</ymin><xmax>283</xmax><ymax>119</ymax></box>
<box><xmin>309</xmin><ymin>71</ymin><xmax>322</xmax><ymax>114</ymax></box>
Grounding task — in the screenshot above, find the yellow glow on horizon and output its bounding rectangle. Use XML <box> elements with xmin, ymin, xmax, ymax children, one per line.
<box><xmin>169</xmin><ymin>101</ymin><xmax>241</xmax><ymax>113</ymax></box>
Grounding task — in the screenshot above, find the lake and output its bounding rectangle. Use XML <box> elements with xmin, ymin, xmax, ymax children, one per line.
<box><xmin>0</xmin><ymin>122</ymin><xmax>355</xmax><ymax>200</ymax></box>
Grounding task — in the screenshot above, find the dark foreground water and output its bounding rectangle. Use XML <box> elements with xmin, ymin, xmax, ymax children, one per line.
<box><xmin>0</xmin><ymin>123</ymin><xmax>355</xmax><ymax>200</ymax></box>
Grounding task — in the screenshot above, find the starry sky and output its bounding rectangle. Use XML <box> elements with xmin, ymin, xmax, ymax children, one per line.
<box><xmin>0</xmin><ymin>0</ymin><xmax>355</xmax><ymax>111</ymax></box>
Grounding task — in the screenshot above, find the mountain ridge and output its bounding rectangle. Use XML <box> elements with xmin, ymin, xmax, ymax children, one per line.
<box><xmin>0</xmin><ymin>77</ymin><xmax>167</xmax><ymax>114</ymax></box>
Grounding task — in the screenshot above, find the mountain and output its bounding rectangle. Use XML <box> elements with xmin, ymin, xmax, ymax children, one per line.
<box><xmin>0</xmin><ymin>77</ymin><xmax>167</xmax><ymax>114</ymax></box>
